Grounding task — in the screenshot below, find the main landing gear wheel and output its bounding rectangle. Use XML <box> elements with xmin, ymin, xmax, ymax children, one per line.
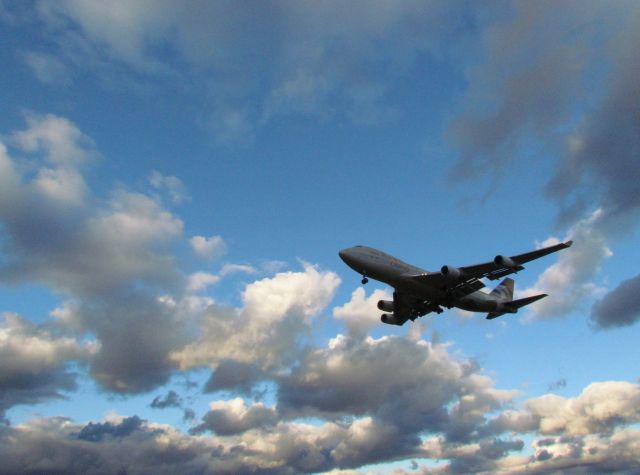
<box><xmin>361</xmin><ymin>276</ymin><xmax>369</xmax><ymax>285</ymax></box>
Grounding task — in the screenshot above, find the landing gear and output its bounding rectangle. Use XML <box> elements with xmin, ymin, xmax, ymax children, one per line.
<box><xmin>361</xmin><ymin>276</ymin><xmax>369</xmax><ymax>285</ymax></box>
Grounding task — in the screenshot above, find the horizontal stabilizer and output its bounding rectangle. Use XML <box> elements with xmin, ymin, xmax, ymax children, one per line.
<box><xmin>509</xmin><ymin>293</ymin><xmax>548</xmax><ymax>309</ymax></box>
<box><xmin>486</xmin><ymin>293</ymin><xmax>547</xmax><ymax>320</ymax></box>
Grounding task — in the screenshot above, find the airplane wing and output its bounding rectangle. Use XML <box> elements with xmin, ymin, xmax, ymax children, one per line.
<box><xmin>393</xmin><ymin>241</ymin><xmax>572</xmax><ymax>317</ymax></box>
<box><xmin>388</xmin><ymin>290</ymin><xmax>434</xmax><ymax>325</ymax></box>
<box><xmin>459</xmin><ymin>240</ymin><xmax>573</xmax><ymax>281</ymax></box>
<box><xmin>408</xmin><ymin>273</ymin><xmax>486</xmax><ymax>298</ymax></box>
<box><xmin>405</xmin><ymin>240</ymin><xmax>572</xmax><ymax>297</ymax></box>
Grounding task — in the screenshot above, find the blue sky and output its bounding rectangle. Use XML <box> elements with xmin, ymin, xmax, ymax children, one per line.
<box><xmin>1</xmin><ymin>1</ymin><xmax>640</xmax><ymax>473</ymax></box>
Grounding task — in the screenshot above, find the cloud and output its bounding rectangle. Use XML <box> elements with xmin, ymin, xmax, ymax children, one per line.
<box><xmin>419</xmin><ymin>429</ymin><xmax>640</xmax><ymax>474</ymax></box>
<box><xmin>3</xmin><ymin>329</ymin><xmax>640</xmax><ymax>475</ymax></box>
<box><xmin>2</xmin><ymin>113</ymin><xmax>346</xmax><ymax>398</ymax></box>
<box><xmin>4</xmin><ymin>112</ymin><xmax>96</xmax><ymax>207</ymax></box>
<box><xmin>190</xmin><ymin>398</ymin><xmax>278</xmax><ymax>436</ymax></box>
<box><xmin>219</xmin><ymin>263</ymin><xmax>257</xmax><ymax>277</ymax></box>
<box><xmin>186</xmin><ymin>271</ymin><xmax>220</xmax><ymax>292</ymax></box>
<box><xmin>22</xmin><ymin>51</ymin><xmax>72</xmax><ymax>86</ymax></box>
<box><xmin>0</xmin><ymin>413</ymin><xmax>416</xmax><ymax>474</ymax></box>
<box><xmin>591</xmin><ymin>273</ymin><xmax>640</xmax><ymax>328</ymax></box>
<box><xmin>519</xmin><ymin>209</ymin><xmax>612</xmax><ymax>319</ymax></box>
<box><xmin>510</xmin><ymin>429</ymin><xmax>640</xmax><ymax>474</ymax></box>
<box><xmin>186</xmin><ymin>265</ymin><xmax>257</xmax><ymax>292</ymax></box>
<box><xmin>448</xmin><ymin>1</ymin><xmax>640</xmax><ymax>236</ymax></box>
<box><xmin>77</xmin><ymin>415</ymin><xmax>143</xmax><ymax>442</ymax></box>
<box><xmin>0</xmin><ymin>312</ymin><xmax>94</xmax><ymax>418</ymax></box>
<box><xmin>489</xmin><ymin>381</ymin><xmax>640</xmax><ymax>437</ymax></box>
<box><xmin>0</xmin><ymin>114</ymin><xmax>188</xmax><ymax>393</ymax></box>
<box><xmin>449</xmin><ymin>1</ymin><xmax>593</xmax><ymax>178</ymax></box>
<box><xmin>545</xmin><ymin>5</ymin><xmax>640</xmax><ymax>231</ymax></box>
<box><xmin>417</xmin><ymin>380</ymin><xmax>640</xmax><ymax>474</ymax></box>
<box><xmin>8</xmin><ymin>377</ymin><xmax>637</xmax><ymax>474</ymax></box>
<box><xmin>203</xmin><ymin>360</ymin><xmax>264</xmax><ymax>396</ymax></box>
<box><xmin>149</xmin><ymin>170</ymin><xmax>189</xmax><ymax>204</ymax></box>
<box><xmin>10</xmin><ymin>112</ymin><xmax>97</xmax><ymax>167</ymax></box>
<box><xmin>333</xmin><ymin>287</ymin><xmax>392</xmax><ymax>336</ymax></box>
<box><xmin>189</xmin><ymin>235</ymin><xmax>226</xmax><ymax>260</ymax></box>
<box><xmin>0</xmin><ymin>416</ymin><xmax>219</xmax><ymax>474</ymax></box>
<box><xmin>547</xmin><ymin>378</ymin><xmax>567</xmax><ymax>392</ymax></box>
<box><xmin>24</xmin><ymin>1</ymin><xmax>469</xmax><ymax>142</ymax></box>
<box><xmin>149</xmin><ymin>390</ymin><xmax>182</xmax><ymax>410</ymax></box>
<box><xmin>171</xmin><ymin>263</ymin><xmax>341</xmax><ymax>374</ymax></box>
<box><xmin>1</xmin><ymin>137</ymin><xmax>183</xmax><ymax>295</ymax></box>
<box><xmin>278</xmin><ymin>334</ymin><xmax>516</xmax><ymax>443</ymax></box>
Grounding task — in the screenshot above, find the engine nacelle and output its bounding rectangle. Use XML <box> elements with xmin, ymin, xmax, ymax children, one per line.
<box><xmin>377</xmin><ymin>300</ymin><xmax>394</xmax><ymax>312</ymax></box>
<box><xmin>381</xmin><ymin>313</ymin><xmax>403</xmax><ymax>325</ymax></box>
<box><xmin>494</xmin><ymin>255</ymin><xmax>517</xmax><ymax>269</ymax></box>
<box><xmin>440</xmin><ymin>265</ymin><xmax>462</xmax><ymax>283</ymax></box>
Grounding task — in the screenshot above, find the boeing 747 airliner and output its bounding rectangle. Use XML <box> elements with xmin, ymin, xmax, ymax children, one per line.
<box><xmin>339</xmin><ymin>241</ymin><xmax>573</xmax><ymax>325</ymax></box>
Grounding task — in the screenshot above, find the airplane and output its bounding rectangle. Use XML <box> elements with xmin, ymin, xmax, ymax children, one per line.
<box><xmin>338</xmin><ymin>240</ymin><xmax>573</xmax><ymax>325</ymax></box>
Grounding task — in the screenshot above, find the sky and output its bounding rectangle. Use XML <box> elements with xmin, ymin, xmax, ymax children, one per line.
<box><xmin>1</xmin><ymin>1</ymin><xmax>640</xmax><ymax>473</ymax></box>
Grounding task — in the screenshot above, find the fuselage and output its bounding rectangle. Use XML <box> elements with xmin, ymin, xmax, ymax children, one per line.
<box><xmin>338</xmin><ymin>245</ymin><xmax>508</xmax><ymax>313</ymax></box>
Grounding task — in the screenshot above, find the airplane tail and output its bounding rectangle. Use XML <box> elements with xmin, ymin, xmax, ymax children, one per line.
<box><xmin>489</xmin><ymin>278</ymin><xmax>514</xmax><ymax>301</ymax></box>
<box><xmin>486</xmin><ymin>278</ymin><xmax>547</xmax><ymax>319</ymax></box>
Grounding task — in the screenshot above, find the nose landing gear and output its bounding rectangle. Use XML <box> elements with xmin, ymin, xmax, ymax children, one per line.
<box><xmin>361</xmin><ymin>276</ymin><xmax>369</xmax><ymax>285</ymax></box>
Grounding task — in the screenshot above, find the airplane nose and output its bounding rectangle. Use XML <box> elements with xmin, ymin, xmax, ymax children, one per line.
<box><xmin>339</xmin><ymin>248</ymin><xmax>355</xmax><ymax>265</ymax></box>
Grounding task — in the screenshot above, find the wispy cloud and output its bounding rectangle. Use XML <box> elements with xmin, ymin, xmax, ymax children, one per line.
<box><xmin>519</xmin><ymin>209</ymin><xmax>611</xmax><ymax>319</ymax></box>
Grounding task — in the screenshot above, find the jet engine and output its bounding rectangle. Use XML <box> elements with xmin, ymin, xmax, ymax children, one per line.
<box><xmin>377</xmin><ymin>300</ymin><xmax>394</xmax><ymax>312</ymax></box>
<box><xmin>494</xmin><ymin>255</ymin><xmax>517</xmax><ymax>269</ymax></box>
<box><xmin>440</xmin><ymin>265</ymin><xmax>462</xmax><ymax>283</ymax></box>
<box><xmin>381</xmin><ymin>313</ymin><xmax>403</xmax><ymax>325</ymax></box>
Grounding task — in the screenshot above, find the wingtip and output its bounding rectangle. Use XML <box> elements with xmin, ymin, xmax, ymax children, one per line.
<box><xmin>564</xmin><ymin>240</ymin><xmax>574</xmax><ymax>247</ymax></box>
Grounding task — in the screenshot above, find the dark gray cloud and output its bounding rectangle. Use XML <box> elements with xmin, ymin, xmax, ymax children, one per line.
<box><xmin>204</xmin><ymin>360</ymin><xmax>264</xmax><ymax>395</ymax></box>
<box><xmin>190</xmin><ymin>399</ymin><xmax>278</xmax><ymax>436</ymax></box>
<box><xmin>76</xmin><ymin>295</ymin><xmax>188</xmax><ymax>393</ymax></box>
<box><xmin>150</xmin><ymin>390</ymin><xmax>182</xmax><ymax>410</ymax></box>
<box><xmin>0</xmin><ymin>416</ymin><xmax>216</xmax><ymax>475</ymax></box>
<box><xmin>449</xmin><ymin>1</ymin><xmax>597</xmax><ymax>179</ymax></box>
<box><xmin>182</xmin><ymin>408</ymin><xmax>196</xmax><ymax>422</ymax></box>
<box><xmin>545</xmin><ymin>12</ymin><xmax>640</xmax><ymax>231</ymax></box>
<box><xmin>77</xmin><ymin>416</ymin><xmax>143</xmax><ymax>442</ymax></box>
<box><xmin>591</xmin><ymin>274</ymin><xmax>640</xmax><ymax>328</ymax></box>
<box><xmin>535</xmin><ymin>449</ymin><xmax>552</xmax><ymax>462</ymax></box>
<box><xmin>278</xmin><ymin>334</ymin><xmax>515</xmax><ymax>444</ymax></box>
<box><xmin>449</xmin><ymin>1</ymin><xmax>640</xmax><ymax>235</ymax></box>
<box><xmin>441</xmin><ymin>438</ymin><xmax>525</xmax><ymax>475</ymax></box>
<box><xmin>547</xmin><ymin>378</ymin><xmax>568</xmax><ymax>392</ymax></box>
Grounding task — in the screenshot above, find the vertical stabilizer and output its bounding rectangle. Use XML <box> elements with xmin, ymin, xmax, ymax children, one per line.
<box><xmin>490</xmin><ymin>278</ymin><xmax>514</xmax><ymax>302</ymax></box>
